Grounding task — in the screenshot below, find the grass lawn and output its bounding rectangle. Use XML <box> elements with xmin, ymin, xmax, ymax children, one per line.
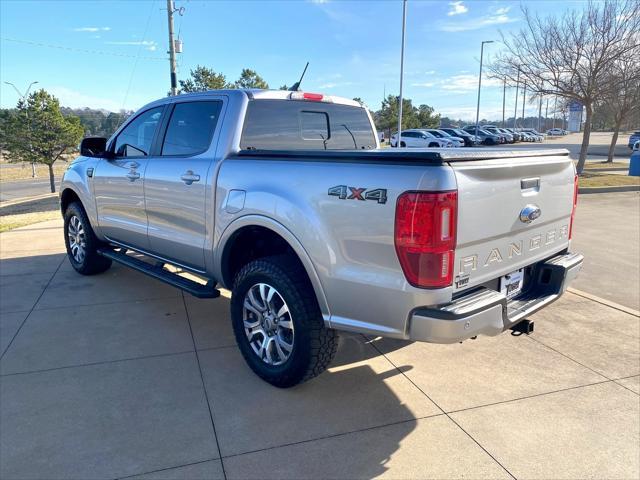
<box><xmin>578</xmin><ymin>171</ymin><xmax>640</xmax><ymax>188</ymax></box>
<box><xmin>0</xmin><ymin>195</ymin><xmax>60</xmax><ymax>233</ymax></box>
<box><xmin>583</xmin><ymin>161</ymin><xmax>630</xmax><ymax>170</ymax></box>
<box><xmin>0</xmin><ymin>161</ymin><xmax>69</xmax><ymax>183</ymax></box>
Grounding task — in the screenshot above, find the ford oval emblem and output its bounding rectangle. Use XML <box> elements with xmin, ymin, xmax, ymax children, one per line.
<box><xmin>519</xmin><ymin>204</ymin><xmax>542</xmax><ymax>224</ymax></box>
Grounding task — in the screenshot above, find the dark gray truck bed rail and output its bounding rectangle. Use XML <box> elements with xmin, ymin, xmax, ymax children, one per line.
<box><xmin>233</xmin><ymin>148</ymin><xmax>570</xmax><ymax>165</ymax></box>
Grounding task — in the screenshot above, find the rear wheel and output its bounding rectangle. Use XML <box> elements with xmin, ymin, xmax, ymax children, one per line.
<box><xmin>400</xmin><ymin>141</ymin><xmax>406</xmax><ymax>147</ymax></box>
<box><xmin>63</xmin><ymin>202</ymin><xmax>112</xmax><ymax>275</ymax></box>
<box><xmin>231</xmin><ymin>255</ymin><xmax>338</xmax><ymax>388</ymax></box>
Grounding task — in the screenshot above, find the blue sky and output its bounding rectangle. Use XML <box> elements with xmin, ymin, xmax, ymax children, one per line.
<box><xmin>1</xmin><ymin>0</ymin><xmax>585</xmax><ymax>120</ymax></box>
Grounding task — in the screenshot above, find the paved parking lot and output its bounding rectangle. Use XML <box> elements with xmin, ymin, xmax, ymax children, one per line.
<box><xmin>1</xmin><ymin>194</ymin><xmax>638</xmax><ymax>479</ymax></box>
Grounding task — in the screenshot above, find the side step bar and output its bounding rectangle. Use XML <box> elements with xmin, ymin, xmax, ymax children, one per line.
<box><xmin>97</xmin><ymin>248</ymin><xmax>220</xmax><ymax>299</ymax></box>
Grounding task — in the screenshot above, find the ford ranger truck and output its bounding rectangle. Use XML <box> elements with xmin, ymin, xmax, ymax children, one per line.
<box><xmin>60</xmin><ymin>89</ymin><xmax>584</xmax><ymax>387</ymax></box>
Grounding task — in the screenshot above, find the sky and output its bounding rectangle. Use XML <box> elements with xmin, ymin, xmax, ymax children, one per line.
<box><xmin>0</xmin><ymin>0</ymin><xmax>587</xmax><ymax>121</ymax></box>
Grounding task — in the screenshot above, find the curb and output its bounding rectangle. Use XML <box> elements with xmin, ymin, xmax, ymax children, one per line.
<box><xmin>567</xmin><ymin>288</ymin><xmax>640</xmax><ymax>317</ymax></box>
<box><xmin>0</xmin><ymin>193</ymin><xmax>57</xmax><ymax>208</ymax></box>
<box><xmin>578</xmin><ymin>185</ymin><xmax>640</xmax><ymax>194</ymax></box>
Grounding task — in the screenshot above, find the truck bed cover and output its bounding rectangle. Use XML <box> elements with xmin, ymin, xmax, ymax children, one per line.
<box><xmin>234</xmin><ymin>148</ymin><xmax>570</xmax><ymax>165</ymax></box>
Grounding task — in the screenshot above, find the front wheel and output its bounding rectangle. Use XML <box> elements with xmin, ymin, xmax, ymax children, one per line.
<box><xmin>230</xmin><ymin>255</ymin><xmax>338</xmax><ymax>388</ymax></box>
<box><xmin>64</xmin><ymin>202</ymin><xmax>112</xmax><ymax>275</ymax></box>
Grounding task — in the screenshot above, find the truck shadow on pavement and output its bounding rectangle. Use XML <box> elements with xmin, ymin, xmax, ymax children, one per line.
<box><xmin>0</xmin><ymin>253</ymin><xmax>427</xmax><ymax>479</ymax></box>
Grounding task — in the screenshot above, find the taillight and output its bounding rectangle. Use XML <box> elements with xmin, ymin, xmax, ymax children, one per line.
<box><xmin>394</xmin><ymin>191</ymin><xmax>458</xmax><ymax>288</ymax></box>
<box><xmin>569</xmin><ymin>174</ymin><xmax>579</xmax><ymax>239</ymax></box>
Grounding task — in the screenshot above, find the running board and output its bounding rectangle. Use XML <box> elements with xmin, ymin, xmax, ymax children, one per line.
<box><xmin>97</xmin><ymin>248</ymin><xmax>220</xmax><ymax>299</ymax></box>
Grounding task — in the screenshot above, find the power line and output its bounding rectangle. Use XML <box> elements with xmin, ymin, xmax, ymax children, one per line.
<box><xmin>1</xmin><ymin>37</ymin><xmax>165</xmax><ymax>61</ymax></box>
<box><xmin>122</xmin><ymin>0</ymin><xmax>158</xmax><ymax>109</ymax></box>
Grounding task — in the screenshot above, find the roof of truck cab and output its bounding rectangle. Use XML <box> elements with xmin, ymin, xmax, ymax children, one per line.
<box><xmin>135</xmin><ymin>89</ymin><xmax>363</xmax><ymax>112</ymax></box>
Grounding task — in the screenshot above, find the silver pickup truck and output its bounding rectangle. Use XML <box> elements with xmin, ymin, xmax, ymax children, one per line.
<box><xmin>61</xmin><ymin>89</ymin><xmax>583</xmax><ymax>387</ymax></box>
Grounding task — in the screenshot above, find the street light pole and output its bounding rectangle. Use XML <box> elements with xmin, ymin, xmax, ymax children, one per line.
<box><xmin>396</xmin><ymin>0</ymin><xmax>407</xmax><ymax>147</ymax></box>
<box><xmin>502</xmin><ymin>78</ymin><xmax>506</xmax><ymax>127</ymax></box>
<box><xmin>4</xmin><ymin>80</ymin><xmax>39</xmax><ymax>177</ymax></box>
<box><xmin>474</xmin><ymin>40</ymin><xmax>493</xmax><ymax>139</ymax></box>
<box><xmin>521</xmin><ymin>81</ymin><xmax>527</xmax><ymax>127</ymax></box>
<box><xmin>513</xmin><ymin>68</ymin><xmax>520</xmax><ymax>129</ymax></box>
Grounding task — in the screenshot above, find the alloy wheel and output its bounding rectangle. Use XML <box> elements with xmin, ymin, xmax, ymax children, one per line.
<box><xmin>242</xmin><ymin>283</ymin><xmax>294</xmax><ymax>365</ymax></box>
<box><xmin>67</xmin><ymin>215</ymin><xmax>86</xmax><ymax>264</ymax></box>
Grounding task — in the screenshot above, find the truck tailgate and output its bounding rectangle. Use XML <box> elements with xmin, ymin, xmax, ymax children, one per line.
<box><xmin>449</xmin><ymin>151</ymin><xmax>575</xmax><ymax>292</ymax></box>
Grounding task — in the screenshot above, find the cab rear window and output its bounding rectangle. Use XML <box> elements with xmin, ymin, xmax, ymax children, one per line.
<box><xmin>240</xmin><ymin>100</ymin><xmax>376</xmax><ymax>150</ymax></box>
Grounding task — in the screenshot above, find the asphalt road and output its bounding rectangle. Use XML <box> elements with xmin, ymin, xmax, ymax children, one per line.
<box><xmin>0</xmin><ymin>178</ymin><xmax>60</xmax><ymax>202</ymax></box>
<box><xmin>571</xmin><ymin>191</ymin><xmax>640</xmax><ymax>310</ymax></box>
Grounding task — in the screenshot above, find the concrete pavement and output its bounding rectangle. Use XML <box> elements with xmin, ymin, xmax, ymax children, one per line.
<box><xmin>570</xmin><ymin>192</ymin><xmax>640</xmax><ymax>310</ymax></box>
<box><xmin>0</xmin><ymin>211</ymin><xmax>638</xmax><ymax>478</ymax></box>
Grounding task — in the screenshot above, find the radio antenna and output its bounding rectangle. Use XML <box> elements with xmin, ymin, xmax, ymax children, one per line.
<box><xmin>290</xmin><ymin>62</ymin><xmax>309</xmax><ymax>92</ymax></box>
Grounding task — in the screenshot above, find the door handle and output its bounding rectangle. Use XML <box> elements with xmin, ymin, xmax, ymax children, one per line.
<box><xmin>126</xmin><ymin>171</ymin><xmax>140</xmax><ymax>181</ymax></box>
<box><xmin>125</xmin><ymin>161</ymin><xmax>140</xmax><ymax>169</ymax></box>
<box><xmin>180</xmin><ymin>170</ymin><xmax>200</xmax><ymax>185</ymax></box>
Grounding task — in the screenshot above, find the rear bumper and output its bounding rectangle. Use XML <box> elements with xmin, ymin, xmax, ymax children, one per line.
<box><xmin>408</xmin><ymin>252</ymin><xmax>584</xmax><ymax>343</ymax></box>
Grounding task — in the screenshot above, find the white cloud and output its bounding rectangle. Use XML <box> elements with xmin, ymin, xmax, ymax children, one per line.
<box><xmin>439</xmin><ymin>6</ymin><xmax>518</xmax><ymax>32</ymax></box>
<box><xmin>447</xmin><ymin>1</ymin><xmax>468</xmax><ymax>16</ymax></box>
<box><xmin>105</xmin><ymin>40</ymin><xmax>158</xmax><ymax>52</ymax></box>
<box><xmin>438</xmin><ymin>74</ymin><xmax>501</xmax><ymax>93</ymax></box>
<box><xmin>310</xmin><ymin>0</ymin><xmax>329</xmax><ymax>3</ymax></box>
<box><xmin>425</xmin><ymin>70</ymin><xmax>436</xmax><ymax>75</ymax></box>
<box><xmin>74</xmin><ymin>27</ymin><xmax>111</xmax><ymax>32</ymax></box>
<box><xmin>493</xmin><ymin>6</ymin><xmax>511</xmax><ymax>15</ymax></box>
<box><xmin>412</xmin><ymin>82</ymin><xmax>436</xmax><ymax>88</ymax></box>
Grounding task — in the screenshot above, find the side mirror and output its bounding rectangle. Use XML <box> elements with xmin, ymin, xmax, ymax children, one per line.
<box><xmin>80</xmin><ymin>137</ymin><xmax>110</xmax><ymax>158</ymax></box>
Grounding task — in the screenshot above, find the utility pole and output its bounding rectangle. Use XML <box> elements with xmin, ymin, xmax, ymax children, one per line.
<box><xmin>474</xmin><ymin>40</ymin><xmax>494</xmax><ymax>139</ymax></box>
<box><xmin>396</xmin><ymin>0</ymin><xmax>407</xmax><ymax>147</ymax></box>
<box><xmin>501</xmin><ymin>78</ymin><xmax>506</xmax><ymax>127</ymax></box>
<box><xmin>513</xmin><ymin>68</ymin><xmax>520</xmax><ymax>129</ymax></box>
<box><xmin>552</xmin><ymin>96</ymin><xmax>558</xmax><ymax>130</ymax></box>
<box><xmin>166</xmin><ymin>0</ymin><xmax>178</xmax><ymax>96</ymax></box>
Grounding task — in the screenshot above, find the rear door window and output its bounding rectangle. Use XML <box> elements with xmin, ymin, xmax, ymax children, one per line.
<box><xmin>161</xmin><ymin>101</ymin><xmax>222</xmax><ymax>156</ymax></box>
<box><xmin>240</xmin><ymin>100</ymin><xmax>375</xmax><ymax>150</ymax></box>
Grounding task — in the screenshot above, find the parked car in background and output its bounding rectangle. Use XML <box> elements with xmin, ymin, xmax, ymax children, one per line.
<box><xmin>440</xmin><ymin>128</ymin><xmax>481</xmax><ymax>147</ymax></box>
<box><xmin>497</xmin><ymin>128</ymin><xmax>515</xmax><ymax>143</ymax></box>
<box><xmin>628</xmin><ymin>131</ymin><xmax>640</xmax><ymax>149</ymax></box>
<box><xmin>505</xmin><ymin>128</ymin><xmax>523</xmax><ymax>142</ymax></box>
<box><xmin>390</xmin><ymin>129</ymin><xmax>453</xmax><ymax>148</ymax></box>
<box><xmin>423</xmin><ymin>129</ymin><xmax>464</xmax><ymax>147</ymax></box>
<box><xmin>547</xmin><ymin>128</ymin><xmax>566</xmax><ymax>136</ymax></box>
<box><xmin>522</xmin><ymin>129</ymin><xmax>544</xmax><ymax>142</ymax></box>
<box><xmin>462</xmin><ymin>126</ymin><xmax>501</xmax><ymax>145</ymax></box>
<box><xmin>480</xmin><ymin>126</ymin><xmax>509</xmax><ymax>144</ymax></box>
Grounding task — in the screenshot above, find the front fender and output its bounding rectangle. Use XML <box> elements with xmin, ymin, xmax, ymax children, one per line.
<box><xmin>60</xmin><ymin>158</ymin><xmax>100</xmax><ymax>236</ymax></box>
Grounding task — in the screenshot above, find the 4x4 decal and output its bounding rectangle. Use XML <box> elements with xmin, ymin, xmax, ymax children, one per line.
<box><xmin>328</xmin><ymin>185</ymin><xmax>387</xmax><ymax>204</ymax></box>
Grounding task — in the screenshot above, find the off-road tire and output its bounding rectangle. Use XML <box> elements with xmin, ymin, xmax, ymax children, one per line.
<box><xmin>63</xmin><ymin>202</ymin><xmax>112</xmax><ymax>275</ymax></box>
<box><xmin>231</xmin><ymin>255</ymin><xmax>338</xmax><ymax>388</ymax></box>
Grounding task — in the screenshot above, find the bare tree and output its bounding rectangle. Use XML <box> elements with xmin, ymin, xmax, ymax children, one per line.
<box><xmin>600</xmin><ymin>51</ymin><xmax>640</xmax><ymax>161</ymax></box>
<box><xmin>490</xmin><ymin>0</ymin><xmax>640</xmax><ymax>174</ymax></box>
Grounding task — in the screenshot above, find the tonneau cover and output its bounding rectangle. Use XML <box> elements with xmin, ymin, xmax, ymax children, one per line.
<box><xmin>234</xmin><ymin>148</ymin><xmax>570</xmax><ymax>164</ymax></box>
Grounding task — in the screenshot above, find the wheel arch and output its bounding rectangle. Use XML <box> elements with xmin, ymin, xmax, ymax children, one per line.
<box><xmin>60</xmin><ymin>187</ymin><xmax>82</xmax><ymax>215</ymax></box>
<box><xmin>216</xmin><ymin>215</ymin><xmax>330</xmax><ymax>321</ymax></box>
